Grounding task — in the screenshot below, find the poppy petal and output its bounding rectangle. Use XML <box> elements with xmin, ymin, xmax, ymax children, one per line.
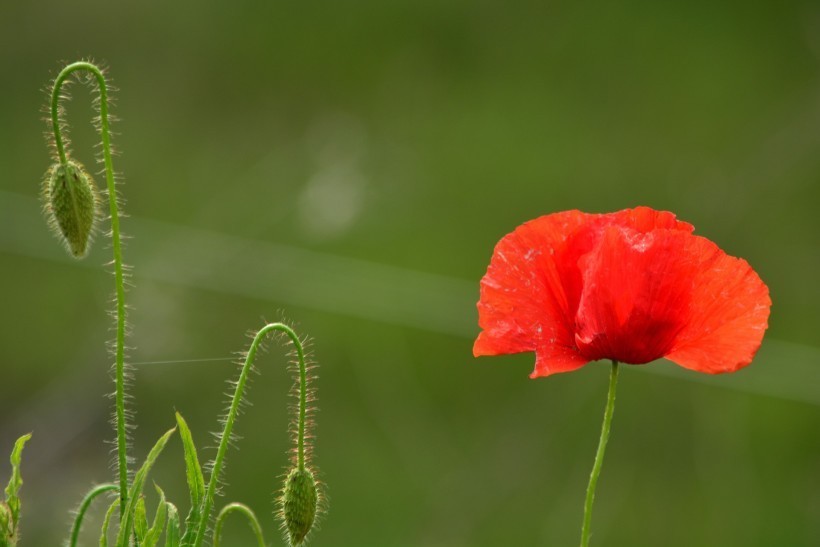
<box><xmin>665</xmin><ymin>236</ymin><xmax>771</xmax><ymax>374</ymax></box>
<box><xmin>474</xmin><ymin>210</ymin><xmax>590</xmax><ymax>375</ymax></box>
<box><xmin>473</xmin><ymin>206</ymin><xmax>767</xmax><ymax>378</ymax></box>
<box><xmin>574</xmin><ymin>227</ymin><xmax>696</xmax><ymax>364</ymax></box>
<box><xmin>530</xmin><ymin>343</ymin><xmax>590</xmax><ymax>378</ymax></box>
<box><xmin>605</xmin><ymin>206</ymin><xmax>695</xmax><ymax>234</ymax></box>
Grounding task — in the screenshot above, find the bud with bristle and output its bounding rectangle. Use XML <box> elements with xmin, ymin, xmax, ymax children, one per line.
<box><xmin>42</xmin><ymin>160</ymin><xmax>99</xmax><ymax>258</ymax></box>
<box><xmin>280</xmin><ymin>467</ymin><xmax>318</xmax><ymax>546</ymax></box>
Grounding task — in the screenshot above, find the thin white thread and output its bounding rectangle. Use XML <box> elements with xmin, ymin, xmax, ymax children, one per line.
<box><xmin>130</xmin><ymin>357</ymin><xmax>234</xmax><ymax>366</ymax></box>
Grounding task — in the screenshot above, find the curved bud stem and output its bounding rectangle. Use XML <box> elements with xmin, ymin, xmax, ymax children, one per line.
<box><xmin>193</xmin><ymin>323</ymin><xmax>309</xmax><ymax>547</ymax></box>
<box><xmin>68</xmin><ymin>483</ymin><xmax>118</xmax><ymax>547</ymax></box>
<box><xmin>50</xmin><ymin>61</ymin><xmax>129</xmax><ymax>517</ymax></box>
<box><xmin>213</xmin><ymin>503</ymin><xmax>266</xmax><ymax>547</ymax></box>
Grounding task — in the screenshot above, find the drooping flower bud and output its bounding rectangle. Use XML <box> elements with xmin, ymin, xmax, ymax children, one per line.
<box><xmin>43</xmin><ymin>160</ymin><xmax>99</xmax><ymax>258</ymax></box>
<box><xmin>281</xmin><ymin>467</ymin><xmax>318</xmax><ymax>546</ymax></box>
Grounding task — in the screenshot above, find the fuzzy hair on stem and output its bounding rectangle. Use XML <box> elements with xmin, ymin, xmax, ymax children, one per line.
<box><xmin>66</xmin><ymin>483</ymin><xmax>118</xmax><ymax>547</ymax></box>
<box><xmin>192</xmin><ymin>322</ymin><xmax>323</xmax><ymax>547</ymax></box>
<box><xmin>213</xmin><ymin>502</ymin><xmax>266</xmax><ymax>547</ymax></box>
<box><xmin>46</xmin><ymin>61</ymin><xmax>132</xmax><ymax>519</ymax></box>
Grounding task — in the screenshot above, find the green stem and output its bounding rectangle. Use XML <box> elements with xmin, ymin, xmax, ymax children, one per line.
<box><xmin>580</xmin><ymin>360</ymin><xmax>619</xmax><ymax>547</ymax></box>
<box><xmin>68</xmin><ymin>483</ymin><xmax>118</xmax><ymax>547</ymax></box>
<box><xmin>50</xmin><ymin>71</ymin><xmax>68</xmax><ymax>166</ymax></box>
<box><xmin>193</xmin><ymin>322</ymin><xmax>308</xmax><ymax>547</ymax></box>
<box><xmin>213</xmin><ymin>503</ymin><xmax>266</xmax><ymax>547</ymax></box>
<box><xmin>50</xmin><ymin>61</ymin><xmax>129</xmax><ymax>518</ymax></box>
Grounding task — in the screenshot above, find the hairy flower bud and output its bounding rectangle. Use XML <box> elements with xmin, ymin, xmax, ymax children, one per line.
<box><xmin>43</xmin><ymin>160</ymin><xmax>99</xmax><ymax>258</ymax></box>
<box><xmin>281</xmin><ymin>467</ymin><xmax>318</xmax><ymax>546</ymax></box>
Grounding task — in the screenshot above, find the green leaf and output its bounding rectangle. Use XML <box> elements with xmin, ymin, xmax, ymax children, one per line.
<box><xmin>99</xmin><ymin>499</ymin><xmax>118</xmax><ymax>547</ymax></box>
<box><xmin>142</xmin><ymin>484</ymin><xmax>168</xmax><ymax>547</ymax></box>
<box><xmin>175</xmin><ymin>412</ymin><xmax>204</xmax><ymax>545</ymax></box>
<box><xmin>4</xmin><ymin>433</ymin><xmax>31</xmax><ymax>530</ymax></box>
<box><xmin>165</xmin><ymin>501</ymin><xmax>180</xmax><ymax>547</ymax></box>
<box><xmin>116</xmin><ymin>427</ymin><xmax>176</xmax><ymax>547</ymax></box>
<box><xmin>175</xmin><ymin>413</ymin><xmax>205</xmax><ymax>507</ymax></box>
<box><xmin>135</xmin><ymin>496</ymin><xmax>149</xmax><ymax>540</ymax></box>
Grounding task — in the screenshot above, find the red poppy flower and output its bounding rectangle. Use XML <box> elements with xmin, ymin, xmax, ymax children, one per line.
<box><xmin>474</xmin><ymin>207</ymin><xmax>771</xmax><ymax>378</ymax></box>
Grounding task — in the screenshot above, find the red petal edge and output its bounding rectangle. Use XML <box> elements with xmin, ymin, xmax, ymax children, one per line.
<box><xmin>473</xmin><ymin>210</ymin><xmax>591</xmax><ymax>377</ymax></box>
<box><xmin>664</xmin><ymin>235</ymin><xmax>771</xmax><ymax>374</ymax></box>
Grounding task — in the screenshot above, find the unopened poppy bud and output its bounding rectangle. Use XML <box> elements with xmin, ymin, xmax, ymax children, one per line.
<box><xmin>281</xmin><ymin>467</ymin><xmax>318</xmax><ymax>546</ymax></box>
<box><xmin>43</xmin><ymin>160</ymin><xmax>99</xmax><ymax>258</ymax></box>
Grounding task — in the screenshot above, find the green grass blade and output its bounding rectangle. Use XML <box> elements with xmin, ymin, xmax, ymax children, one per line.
<box><xmin>99</xmin><ymin>499</ymin><xmax>118</xmax><ymax>547</ymax></box>
<box><xmin>175</xmin><ymin>412</ymin><xmax>205</xmax><ymax>543</ymax></box>
<box><xmin>142</xmin><ymin>484</ymin><xmax>168</xmax><ymax>547</ymax></box>
<box><xmin>135</xmin><ymin>497</ymin><xmax>148</xmax><ymax>541</ymax></box>
<box><xmin>175</xmin><ymin>413</ymin><xmax>205</xmax><ymax>506</ymax></box>
<box><xmin>116</xmin><ymin>427</ymin><xmax>176</xmax><ymax>546</ymax></box>
<box><xmin>165</xmin><ymin>502</ymin><xmax>180</xmax><ymax>547</ymax></box>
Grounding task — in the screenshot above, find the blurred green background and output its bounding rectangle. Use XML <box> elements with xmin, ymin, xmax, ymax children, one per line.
<box><xmin>2</xmin><ymin>1</ymin><xmax>819</xmax><ymax>545</ymax></box>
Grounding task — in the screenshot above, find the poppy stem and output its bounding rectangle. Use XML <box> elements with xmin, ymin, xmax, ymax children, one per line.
<box><xmin>50</xmin><ymin>62</ymin><xmax>130</xmax><ymax>519</ymax></box>
<box><xmin>580</xmin><ymin>360</ymin><xmax>619</xmax><ymax>547</ymax></box>
<box><xmin>192</xmin><ymin>322</ymin><xmax>309</xmax><ymax>547</ymax></box>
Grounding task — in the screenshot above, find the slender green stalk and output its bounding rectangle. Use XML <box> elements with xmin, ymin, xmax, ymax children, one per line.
<box><xmin>193</xmin><ymin>323</ymin><xmax>308</xmax><ymax>547</ymax></box>
<box><xmin>68</xmin><ymin>483</ymin><xmax>118</xmax><ymax>547</ymax></box>
<box><xmin>580</xmin><ymin>360</ymin><xmax>619</xmax><ymax>547</ymax></box>
<box><xmin>50</xmin><ymin>61</ymin><xmax>129</xmax><ymax>517</ymax></box>
<box><xmin>213</xmin><ymin>503</ymin><xmax>266</xmax><ymax>547</ymax></box>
